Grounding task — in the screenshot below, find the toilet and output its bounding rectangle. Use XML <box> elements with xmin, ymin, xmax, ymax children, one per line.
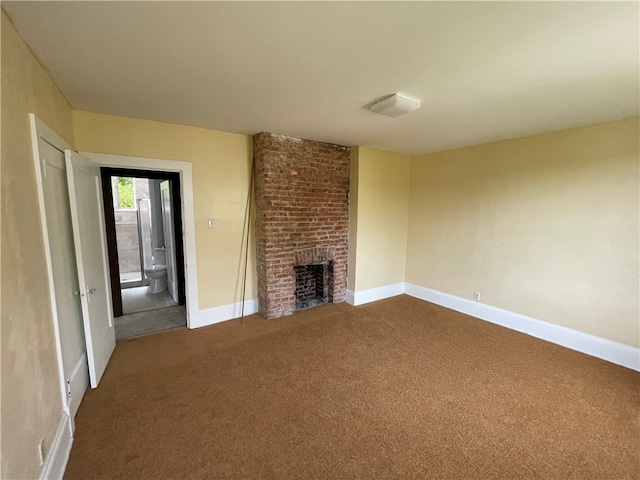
<box><xmin>145</xmin><ymin>248</ymin><xmax>168</xmax><ymax>294</ymax></box>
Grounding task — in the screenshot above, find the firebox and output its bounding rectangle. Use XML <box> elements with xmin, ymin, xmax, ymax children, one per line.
<box><xmin>294</xmin><ymin>262</ymin><xmax>333</xmax><ymax>310</ymax></box>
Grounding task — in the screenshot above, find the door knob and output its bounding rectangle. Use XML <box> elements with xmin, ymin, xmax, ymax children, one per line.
<box><xmin>87</xmin><ymin>288</ymin><xmax>97</xmax><ymax>295</ymax></box>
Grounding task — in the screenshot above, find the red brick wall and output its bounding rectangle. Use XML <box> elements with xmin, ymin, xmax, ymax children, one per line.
<box><xmin>253</xmin><ymin>132</ymin><xmax>350</xmax><ymax>319</ymax></box>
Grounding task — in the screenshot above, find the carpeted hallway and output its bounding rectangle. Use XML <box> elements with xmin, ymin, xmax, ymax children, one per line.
<box><xmin>65</xmin><ymin>295</ymin><xmax>639</xmax><ymax>479</ymax></box>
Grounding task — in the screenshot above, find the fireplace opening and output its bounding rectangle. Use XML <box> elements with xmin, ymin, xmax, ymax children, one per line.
<box><xmin>294</xmin><ymin>262</ymin><xmax>333</xmax><ymax>310</ymax></box>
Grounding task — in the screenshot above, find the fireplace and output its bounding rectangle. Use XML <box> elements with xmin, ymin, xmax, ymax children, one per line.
<box><xmin>294</xmin><ymin>261</ymin><xmax>333</xmax><ymax>310</ymax></box>
<box><xmin>253</xmin><ymin>132</ymin><xmax>350</xmax><ymax>319</ymax></box>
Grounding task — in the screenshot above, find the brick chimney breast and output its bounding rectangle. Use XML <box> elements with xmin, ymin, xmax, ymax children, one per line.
<box><xmin>253</xmin><ymin>132</ymin><xmax>350</xmax><ymax>319</ymax></box>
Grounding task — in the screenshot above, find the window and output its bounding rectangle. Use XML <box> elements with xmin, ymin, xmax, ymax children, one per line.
<box><xmin>112</xmin><ymin>177</ymin><xmax>136</xmax><ymax>210</ymax></box>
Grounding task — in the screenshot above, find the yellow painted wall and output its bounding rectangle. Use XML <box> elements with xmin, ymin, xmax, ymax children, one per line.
<box><xmin>1</xmin><ymin>10</ymin><xmax>76</xmax><ymax>479</ymax></box>
<box><xmin>406</xmin><ymin>118</ymin><xmax>640</xmax><ymax>347</ymax></box>
<box><xmin>347</xmin><ymin>147</ymin><xmax>359</xmax><ymax>291</ymax></box>
<box><xmin>349</xmin><ymin>147</ymin><xmax>411</xmax><ymax>292</ymax></box>
<box><xmin>72</xmin><ymin>111</ymin><xmax>256</xmax><ymax>311</ymax></box>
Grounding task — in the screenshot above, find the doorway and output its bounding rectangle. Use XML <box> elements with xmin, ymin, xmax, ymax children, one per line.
<box><xmin>101</xmin><ymin>168</ymin><xmax>187</xmax><ymax>339</ymax></box>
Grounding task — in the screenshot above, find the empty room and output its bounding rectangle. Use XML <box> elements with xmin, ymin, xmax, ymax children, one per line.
<box><xmin>1</xmin><ymin>2</ymin><xmax>638</xmax><ymax>479</ymax></box>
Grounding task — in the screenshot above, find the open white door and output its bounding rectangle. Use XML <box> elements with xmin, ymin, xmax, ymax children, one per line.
<box><xmin>65</xmin><ymin>150</ymin><xmax>116</xmax><ymax>388</ymax></box>
<box><xmin>160</xmin><ymin>180</ymin><xmax>178</xmax><ymax>302</ymax></box>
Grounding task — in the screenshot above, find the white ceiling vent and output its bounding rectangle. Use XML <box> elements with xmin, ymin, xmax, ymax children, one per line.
<box><xmin>370</xmin><ymin>93</ymin><xmax>421</xmax><ymax>117</ymax></box>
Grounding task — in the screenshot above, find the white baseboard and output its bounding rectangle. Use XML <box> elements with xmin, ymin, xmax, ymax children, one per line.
<box><xmin>346</xmin><ymin>282</ymin><xmax>405</xmax><ymax>306</ymax></box>
<box><xmin>39</xmin><ymin>414</ymin><xmax>73</xmax><ymax>480</ymax></box>
<box><xmin>67</xmin><ymin>353</ymin><xmax>89</xmax><ymax>423</ymax></box>
<box><xmin>192</xmin><ymin>299</ymin><xmax>259</xmax><ymax>328</ymax></box>
<box><xmin>346</xmin><ymin>289</ymin><xmax>355</xmax><ymax>305</ymax></box>
<box><xmin>404</xmin><ymin>283</ymin><xmax>640</xmax><ymax>372</ymax></box>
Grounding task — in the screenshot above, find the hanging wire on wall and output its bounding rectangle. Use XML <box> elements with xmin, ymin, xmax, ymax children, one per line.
<box><xmin>239</xmin><ymin>152</ymin><xmax>256</xmax><ymax>323</ymax></box>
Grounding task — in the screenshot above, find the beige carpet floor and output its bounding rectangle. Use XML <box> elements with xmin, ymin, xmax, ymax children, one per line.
<box><xmin>65</xmin><ymin>295</ymin><xmax>639</xmax><ymax>479</ymax></box>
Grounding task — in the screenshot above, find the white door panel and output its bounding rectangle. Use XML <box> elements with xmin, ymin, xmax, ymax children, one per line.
<box><xmin>38</xmin><ymin>139</ymin><xmax>87</xmax><ymax>419</ymax></box>
<box><xmin>65</xmin><ymin>150</ymin><xmax>116</xmax><ymax>388</ymax></box>
<box><xmin>161</xmin><ymin>180</ymin><xmax>178</xmax><ymax>302</ymax></box>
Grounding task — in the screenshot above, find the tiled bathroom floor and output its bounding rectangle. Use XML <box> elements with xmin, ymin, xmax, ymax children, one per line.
<box><xmin>121</xmin><ymin>286</ymin><xmax>177</xmax><ymax>314</ymax></box>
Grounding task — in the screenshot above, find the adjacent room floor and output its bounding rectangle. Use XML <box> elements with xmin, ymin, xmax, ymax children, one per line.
<box><xmin>66</xmin><ymin>296</ymin><xmax>639</xmax><ymax>479</ymax></box>
<box><xmin>121</xmin><ymin>286</ymin><xmax>177</xmax><ymax>314</ymax></box>
<box><xmin>114</xmin><ymin>305</ymin><xmax>186</xmax><ymax>341</ymax></box>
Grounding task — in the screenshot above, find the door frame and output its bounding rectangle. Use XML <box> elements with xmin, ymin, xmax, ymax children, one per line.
<box><xmin>101</xmin><ymin>168</ymin><xmax>186</xmax><ymax>316</ymax></box>
<box><xmin>81</xmin><ymin>152</ymin><xmax>199</xmax><ymax>329</ymax></box>
<box><xmin>29</xmin><ymin>114</ymin><xmax>76</xmax><ymax>429</ymax></box>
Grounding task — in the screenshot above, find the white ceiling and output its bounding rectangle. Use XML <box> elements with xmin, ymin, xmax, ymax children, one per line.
<box><xmin>3</xmin><ymin>1</ymin><xmax>639</xmax><ymax>155</ymax></box>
